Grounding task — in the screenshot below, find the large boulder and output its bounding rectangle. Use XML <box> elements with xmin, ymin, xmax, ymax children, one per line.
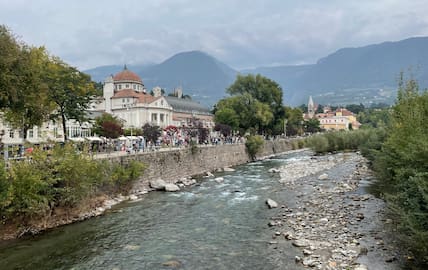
<box><xmin>150</xmin><ymin>179</ymin><xmax>167</xmax><ymax>190</ymax></box>
<box><xmin>165</xmin><ymin>183</ymin><xmax>180</xmax><ymax>192</ymax></box>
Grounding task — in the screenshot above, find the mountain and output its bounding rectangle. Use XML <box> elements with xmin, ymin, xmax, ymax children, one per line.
<box><xmin>84</xmin><ymin>51</ymin><xmax>237</xmax><ymax>106</ymax></box>
<box><xmin>246</xmin><ymin>37</ymin><xmax>428</xmax><ymax>105</ymax></box>
<box><xmin>86</xmin><ymin>37</ymin><xmax>428</xmax><ymax>107</ymax></box>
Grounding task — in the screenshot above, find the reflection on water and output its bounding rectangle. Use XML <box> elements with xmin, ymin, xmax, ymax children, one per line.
<box><xmin>0</xmin><ymin>151</ymin><xmax>309</xmax><ymax>270</ymax></box>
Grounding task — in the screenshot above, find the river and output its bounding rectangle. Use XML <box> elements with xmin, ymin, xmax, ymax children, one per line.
<box><xmin>0</xmin><ymin>151</ymin><xmax>310</xmax><ymax>270</ymax></box>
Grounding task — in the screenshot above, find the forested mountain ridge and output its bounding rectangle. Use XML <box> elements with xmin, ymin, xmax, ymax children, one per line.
<box><xmin>85</xmin><ymin>37</ymin><xmax>428</xmax><ymax>106</ymax></box>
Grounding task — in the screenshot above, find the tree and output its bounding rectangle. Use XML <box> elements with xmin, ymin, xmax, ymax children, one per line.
<box><xmin>3</xmin><ymin>46</ymin><xmax>52</xmax><ymax>139</ymax></box>
<box><xmin>0</xmin><ymin>25</ymin><xmax>21</xmax><ymax>110</ymax></box>
<box><xmin>92</xmin><ymin>113</ymin><xmax>123</xmax><ymax>138</ymax></box>
<box><xmin>214</xmin><ymin>123</ymin><xmax>232</xmax><ymax>137</ymax></box>
<box><xmin>284</xmin><ymin>107</ymin><xmax>304</xmax><ymax>136</ymax></box>
<box><xmin>345</xmin><ymin>103</ymin><xmax>365</xmax><ymax>114</ymax></box>
<box><xmin>215</xmin><ymin>74</ymin><xmax>284</xmax><ymax>135</ymax></box>
<box><xmin>226</xmin><ymin>74</ymin><xmax>284</xmax><ymax>135</ymax></box>
<box><xmin>304</xmin><ymin>118</ymin><xmax>321</xmax><ymax>134</ymax></box>
<box><xmin>142</xmin><ymin>123</ymin><xmax>161</xmax><ymax>144</ymax></box>
<box><xmin>373</xmin><ymin>76</ymin><xmax>428</xmax><ymax>265</ymax></box>
<box><xmin>214</xmin><ymin>107</ymin><xmax>239</xmax><ymax>130</ymax></box>
<box><xmin>46</xmin><ymin>58</ymin><xmax>96</xmax><ymax>141</ymax></box>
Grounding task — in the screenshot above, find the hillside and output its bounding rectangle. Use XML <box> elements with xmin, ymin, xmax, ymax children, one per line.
<box><xmin>84</xmin><ymin>51</ymin><xmax>237</xmax><ymax>106</ymax></box>
<box><xmin>247</xmin><ymin>37</ymin><xmax>428</xmax><ymax>105</ymax></box>
<box><xmin>85</xmin><ymin>37</ymin><xmax>428</xmax><ymax>107</ymax></box>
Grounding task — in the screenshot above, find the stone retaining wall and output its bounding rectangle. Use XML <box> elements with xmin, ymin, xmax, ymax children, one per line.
<box><xmin>100</xmin><ymin>139</ymin><xmax>295</xmax><ymax>193</ymax></box>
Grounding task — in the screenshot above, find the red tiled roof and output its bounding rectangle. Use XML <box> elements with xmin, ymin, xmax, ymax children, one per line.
<box><xmin>113</xmin><ymin>69</ymin><xmax>142</xmax><ymax>83</ymax></box>
<box><xmin>112</xmin><ymin>90</ymin><xmax>161</xmax><ymax>105</ymax></box>
<box><xmin>335</xmin><ymin>108</ymin><xmax>354</xmax><ymax>116</ymax></box>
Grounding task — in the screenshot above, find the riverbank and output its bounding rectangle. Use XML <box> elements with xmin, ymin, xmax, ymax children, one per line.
<box><xmin>266</xmin><ymin>152</ymin><xmax>401</xmax><ymax>269</ymax></box>
<box><xmin>0</xmin><ymin>139</ymin><xmax>295</xmax><ymax>241</ymax></box>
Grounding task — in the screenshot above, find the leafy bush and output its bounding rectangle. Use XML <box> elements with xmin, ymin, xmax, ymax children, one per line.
<box><xmin>304</xmin><ymin>129</ymin><xmax>385</xmax><ymax>154</ymax></box>
<box><xmin>371</xmin><ymin>80</ymin><xmax>428</xmax><ymax>266</ymax></box>
<box><xmin>245</xmin><ymin>135</ymin><xmax>264</xmax><ymax>160</ymax></box>
<box><xmin>0</xmin><ymin>143</ymin><xmax>145</xmax><ymax>222</ymax></box>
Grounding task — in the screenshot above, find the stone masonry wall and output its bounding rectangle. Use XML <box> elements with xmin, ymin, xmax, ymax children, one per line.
<box><xmin>101</xmin><ymin>139</ymin><xmax>294</xmax><ymax>193</ymax></box>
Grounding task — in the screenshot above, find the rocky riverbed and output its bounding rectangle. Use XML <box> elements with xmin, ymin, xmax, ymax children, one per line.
<box><xmin>266</xmin><ymin>151</ymin><xmax>401</xmax><ymax>270</ymax></box>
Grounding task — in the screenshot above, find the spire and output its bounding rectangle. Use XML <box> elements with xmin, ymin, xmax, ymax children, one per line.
<box><xmin>124</xmin><ymin>64</ymin><xmax>128</xmax><ymax>70</ymax></box>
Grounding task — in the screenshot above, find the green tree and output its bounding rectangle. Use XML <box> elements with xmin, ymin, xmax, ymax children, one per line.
<box><xmin>3</xmin><ymin>46</ymin><xmax>52</xmax><ymax>139</ymax></box>
<box><xmin>46</xmin><ymin>58</ymin><xmax>96</xmax><ymax>141</ymax></box>
<box><xmin>284</xmin><ymin>107</ymin><xmax>304</xmax><ymax>136</ymax></box>
<box><xmin>0</xmin><ymin>25</ymin><xmax>21</xmax><ymax>109</ymax></box>
<box><xmin>345</xmin><ymin>103</ymin><xmax>365</xmax><ymax>114</ymax></box>
<box><xmin>373</xmin><ymin>76</ymin><xmax>428</xmax><ymax>265</ymax></box>
<box><xmin>304</xmin><ymin>118</ymin><xmax>321</xmax><ymax>134</ymax></box>
<box><xmin>226</xmin><ymin>74</ymin><xmax>284</xmax><ymax>135</ymax></box>
<box><xmin>92</xmin><ymin>113</ymin><xmax>124</xmax><ymax>138</ymax></box>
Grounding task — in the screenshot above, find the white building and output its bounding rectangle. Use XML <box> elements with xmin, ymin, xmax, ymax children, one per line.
<box><xmin>92</xmin><ymin>66</ymin><xmax>213</xmax><ymax>129</ymax></box>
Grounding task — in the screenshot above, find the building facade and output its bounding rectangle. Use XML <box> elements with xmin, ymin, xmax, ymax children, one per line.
<box><xmin>303</xmin><ymin>97</ymin><xmax>361</xmax><ymax>131</ymax></box>
<box><xmin>92</xmin><ymin>66</ymin><xmax>214</xmax><ymax>130</ymax></box>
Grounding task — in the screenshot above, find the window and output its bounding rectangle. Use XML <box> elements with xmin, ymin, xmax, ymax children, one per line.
<box><xmin>161</xmin><ymin>100</ymin><xmax>164</xmax><ymax>106</ymax></box>
<box><xmin>126</xmin><ymin>84</ymin><xmax>129</xmax><ymax>89</ymax></box>
<box><xmin>9</xmin><ymin>130</ymin><xmax>14</xmax><ymax>138</ymax></box>
<box><xmin>160</xmin><ymin>114</ymin><xmax>164</xmax><ymax>122</ymax></box>
<box><xmin>119</xmin><ymin>84</ymin><xmax>122</xmax><ymax>90</ymax></box>
<box><xmin>133</xmin><ymin>84</ymin><xmax>136</xmax><ymax>90</ymax></box>
<box><xmin>29</xmin><ymin>130</ymin><xmax>34</xmax><ymax>138</ymax></box>
<box><xmin>122</xmin><ymin>99</ymin><xmax>125</xmax><ymax>103</ymax></box>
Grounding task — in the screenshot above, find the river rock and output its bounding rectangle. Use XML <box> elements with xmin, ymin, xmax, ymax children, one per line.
<box><xmin>266</xmin><ymin>198</ymin><xmax>278</xmax><ymax>208</ymax></box>
<box><xmin>292</xmin><ymin>239</ymin><xmax>310</xmax><ymax>247</ymax></box>
<box><xmin>214</xmin><ymin>177</ymin><xmax>224</xmax><ymax>183</ymax></box>
<box><xmin>129</xmin><ymin>194</ymin><xmax>138</xmax><ymax>201</ymax></box>
<box><xmin>223</xmin><ymin>167</ymin><xmax>235</xmax><ymax>172</ymax></box>
<box><xmin>204</xmin><ymin>172</ymin><xmax>214</xmax><ymax>177</ymax></box>
<box><xmin>268</xmin><ymin>168</ymin><xmax>281</xmax><ymax>173</ymax></box>
<box><xmin>150</xmin><ymin>179</ymin><xmax>167</xmax><ymax>190</ymax></box>
<box><xmin>318</xmin><ymin>173</ymin><xmax>329</xmax><ymax>180</ymax></box>
<box><xmin>165</xmin><ymin>183</ymin><xmax>180</xmax><ymax>192</ymax></box>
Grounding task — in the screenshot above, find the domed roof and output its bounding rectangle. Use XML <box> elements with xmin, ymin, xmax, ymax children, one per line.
<box><xmin>113</xmin><ymin>66</ymin><xmax>142</xmax><ymax>83</ymax></box>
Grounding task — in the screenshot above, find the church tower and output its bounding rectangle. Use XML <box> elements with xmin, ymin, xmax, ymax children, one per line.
<box><xmin>103</xmin><ymin>75</ymin><xmax>114</xmax><ymax>113</ymax></box>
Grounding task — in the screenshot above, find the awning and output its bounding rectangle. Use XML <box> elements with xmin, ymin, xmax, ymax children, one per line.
<box><xmin>69</xmin><ymin>137</ymin><xmax>85</xmax><ymax>142</ymax></box>
<box><xmin>85</xmin><ymin>136</ymin><xmax>103</xmax><ymax>142</ymax></box>
<box><xmin>117</xmin><ymin>136</ymin><xmax>128</xmax><ymax>141</ymax></box>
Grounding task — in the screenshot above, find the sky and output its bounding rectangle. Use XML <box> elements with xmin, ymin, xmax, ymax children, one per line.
<box><xmin>1</xmin><ymin>0</ymin><xmax>428</xmax><ymax>71</ymax></box>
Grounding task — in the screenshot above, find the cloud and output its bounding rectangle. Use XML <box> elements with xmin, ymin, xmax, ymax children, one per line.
<box><xmin>1</xmin><ymin>0</ymin><xmax>427</xmax><ymax>70</ymax></box>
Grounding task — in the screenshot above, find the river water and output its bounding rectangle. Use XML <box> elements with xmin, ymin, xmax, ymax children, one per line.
<box><xmin>0</xmin><ymin>151</ymin><xmax>310</xmax><ymax>270</ymax></box>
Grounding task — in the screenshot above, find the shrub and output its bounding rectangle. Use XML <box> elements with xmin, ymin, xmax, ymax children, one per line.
<box><xmin>245</xmin><ymin>135</ymin><xmax>264</xmax><ymax>160</ymax></box>
<box><xmin>0</xmin><ymin>143</ymin><xmax>145</xmax><ymax>222</ymax></box>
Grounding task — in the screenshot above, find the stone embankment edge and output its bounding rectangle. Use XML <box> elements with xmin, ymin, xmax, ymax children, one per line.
<box><xmin>0</xmin><ymin>139</ymin><xmax>299</xmax><ymax>241</ymax></box>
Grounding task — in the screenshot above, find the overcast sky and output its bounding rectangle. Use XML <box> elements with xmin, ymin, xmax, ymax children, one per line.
<box><xmin>1</xmin><ymin>0</ymin><xmax>428</xmax><ymax>70</ymax></box>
